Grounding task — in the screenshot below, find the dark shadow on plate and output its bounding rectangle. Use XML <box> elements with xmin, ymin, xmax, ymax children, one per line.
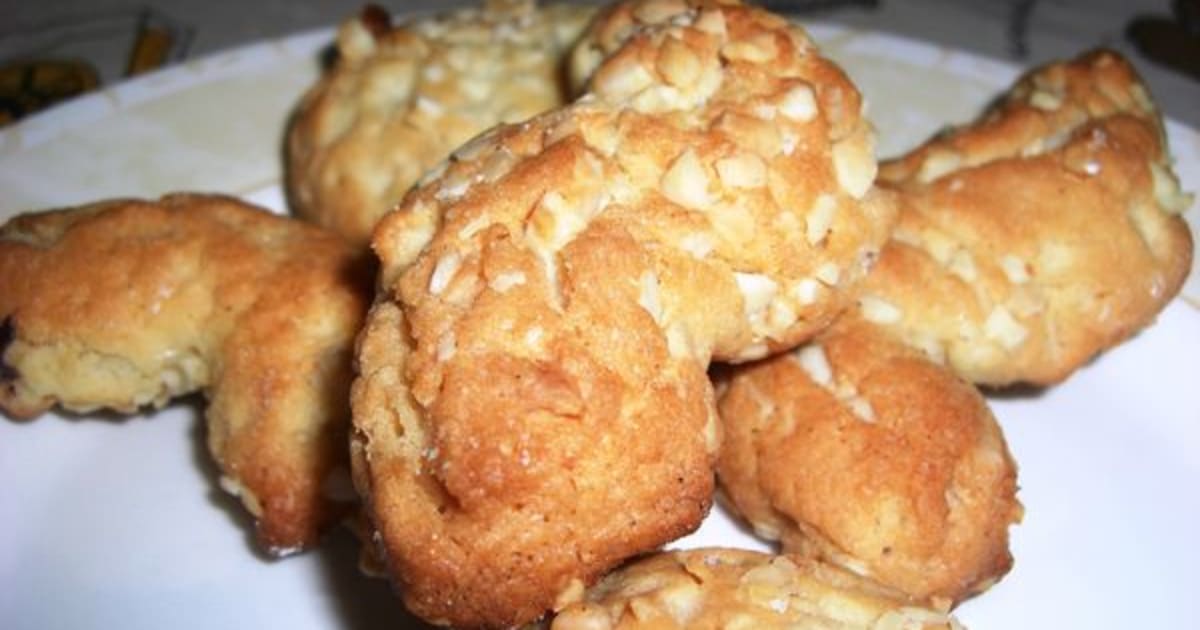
<box><xmin>183</xmin><ymin>396</ymin><xmax>289</xmax><ymax>562</ymax></box>
<box><xmin>183</xmin><ymin>396</ymin><xmax>427</xmax><ymax>626</ymax></box>
<box><xmin>314</xmin><ymin>525</ymin><xmax>436</xmax><ymax>630</ymax></box>
<box><xmin>979</xmin><ymin>381</ymin><xmax>1048</xmax><ymax>402</ymax></box>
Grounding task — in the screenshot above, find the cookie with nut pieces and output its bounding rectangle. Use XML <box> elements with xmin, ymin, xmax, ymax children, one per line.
<box><xmin>550</xmin><ymin>547</ymin><xmax>963</xmax><ymax>629</ymax></box>
<box><xmin>866</xmin><ymin>49</ymin><xmax>1194</xmax><ymax>386</ymax></box>
<box><xmin>350</xmin><ymin>0</ymin><xmax>896</xmax><ymax>626</ymax></box>
<box><xmin>716</xmin><ymin>315</ymin><xmax>1022</xmax><ymax>606</ymax></box>
<box><xmin>286</xmin><ymin>0</ymin><xmax>596</xmax><ymax>246</ymax></box>
<box><xmin>0</xmin><ymin>194</ymin><xmax>372</xmax><ymax>554</ymax></box>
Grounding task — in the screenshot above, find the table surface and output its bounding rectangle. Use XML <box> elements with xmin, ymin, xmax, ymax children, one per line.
<box><xmin>1</xmin><ymin>0</ymin><xmax>1197</xmax><ymax>130</ymax></box>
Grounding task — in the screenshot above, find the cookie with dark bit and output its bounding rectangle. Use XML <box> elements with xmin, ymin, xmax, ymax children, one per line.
<box><xmin>0</xmin><ymin>194</ymin><xmax>372</xmax><ymax>555</ymax></box>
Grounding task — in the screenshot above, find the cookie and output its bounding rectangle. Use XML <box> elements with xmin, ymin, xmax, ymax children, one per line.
<box><xmin>286</xmin><ymin>0</ymin><xmax>596</xmax><ymax>246</ymax></box>
<box><xmin>868</xmin><ymin>50</ymin><xmax>1193</xmax><ymax>386</ymax></box>
<box><xmin>716</xmin><ymin>316</ymin><xmax>1022</xmax><ymax>604</ymax></box>
<box><xmin>0</xmin><ymin>194</ymin><xmax>371</xmax><ymax>554</ymax></box>
<box><xmin>550</xmin><ymin>547</ymin><xmax>962</xmax><ymax>629</ymax></box>
<box><xmin>351</xmin><ymin>1</ymin><xmax>895</xmax><ymax>626</ymax></box>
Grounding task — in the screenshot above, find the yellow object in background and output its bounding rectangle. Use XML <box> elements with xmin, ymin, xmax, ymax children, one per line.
<box><xmin>0</xmin><ymin>59</ymin><xmax>99</xmax><ymax>126</ymax></box>
<box><xmin>126</xmin><ymin>14</ymin><xmax>176</xmax><ymax>77</ymax></box>
<box><xmin>0</xmin><ymin>8</ymin><xmax>189</xmax><ymax>126</ymax></box>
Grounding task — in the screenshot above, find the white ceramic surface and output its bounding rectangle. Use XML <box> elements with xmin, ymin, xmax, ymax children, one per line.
<box><xmin>1</xmin><ymin>20</ymin><xmax>1198</xmax><ymax>630</ymax></box>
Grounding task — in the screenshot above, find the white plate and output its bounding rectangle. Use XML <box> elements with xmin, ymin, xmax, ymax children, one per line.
<box><xmin>1</xmin><ymin>20</ymin><xmax>1198</xmax><ymax>630</ymax></box>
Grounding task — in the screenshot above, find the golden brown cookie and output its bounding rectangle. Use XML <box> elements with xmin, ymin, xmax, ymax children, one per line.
<box><xmin>351</xmin><ymin>1</ymin><xmax>896</xmax><ymax>626</ymax></box>
<box><xmin>867</xmin><ymin>49</ymin><xmax>1193</xmax><ymax>386</ymax></box>
<box><xmin>550</xmin><ymin>548</ymin><xmax>963</xmax><ymax>629</ymax></box>
<box><xmin>286</xmin><ymin>0</ymin><xmax>596</xmax><ymax>246</ymax></box>
<box><xmin>716</xmin><ymin>317</ymin><xmax>1021</xmax><ymax>605</ymax></box>
<box><xmin>567</xmin><ymin>0</ymin><xmax>720</xmax><ymax>93</ymax></box>
<box><xmin>0</xmin><ymin>194</ymin><xmax>371</xmax><ymax>554</ymax></box>
<box><xmin>566</xmin><ymin>0</ymin><xmax>649</xmax><ymax>92</ymax></box>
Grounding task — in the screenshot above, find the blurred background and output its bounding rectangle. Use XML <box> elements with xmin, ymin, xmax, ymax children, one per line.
<box><xmin>1</xmin><ymin>0</ymin><xmax>1197</xmax><ymax>127</ymax></box>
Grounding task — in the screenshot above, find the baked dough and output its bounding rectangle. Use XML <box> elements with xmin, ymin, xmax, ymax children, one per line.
<box><xmin>286</xmin><ymin>0</ymin><xmax>596</xmax><ymax>246</ymax></box>
<box><xmin>716</xmin><ymin>316</ymin><xmax>1021</xmax><ymax>605</ymax></box>
<box><xmin>351</xmin><ymin>1</ymin><xmax>895</xmax><ymax>626</ymax></box>
<box><xmin>0</xmin><ymin>194</ymin><xmax>371</xmax><ymax>554</ymax></box>
<box><xmin>551</xmin><ymin>547</ymin><xmax>962</xmax><ymax>629</ymax></box>
<box><xmin>868</xmin><ymin>49</ymin><xmax>1194</xmax><ymax>386</ymax></box>
<box><xmin>713</xmin><ymin>49</ymin><xmax>1189</xmax><ymax>605</ymax></box>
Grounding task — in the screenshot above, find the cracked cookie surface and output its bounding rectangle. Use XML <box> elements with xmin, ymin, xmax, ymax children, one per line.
<box><xmin>716</xmin><ymin>317</ymin><xmax>1021</xmax><ymax>605</ymax></box>
<box><xmin>0</xmin><ymin>194</ymin><xmax>371</xmax><ymax>553</ymax></box>
<box><xmin>868</xmin><ymin>50</ymin><xmax>1193</xmax><ymax>386</ymax></box>
<box><xmin>287</xmin><ymin>0</ymin><xmax>596</xmax><ymax>246</ymax></box>
<box><xmin>351</xmin><ymin>1</ymin><xmax>896</xmax><ymax>626</ymax></box>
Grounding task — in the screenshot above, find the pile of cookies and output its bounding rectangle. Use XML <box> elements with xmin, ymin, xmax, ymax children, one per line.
<box><xmin>0</xmin><ymin>1</ymin><xmax>1192</xmax><ymax>628</ymax></box>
